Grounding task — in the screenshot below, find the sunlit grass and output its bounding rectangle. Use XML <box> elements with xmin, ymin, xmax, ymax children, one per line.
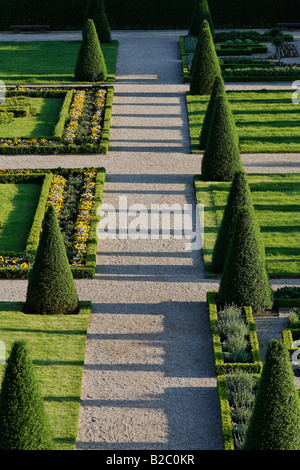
<box><xmin>187</xmin><ymin>90</ymin><xmax>300</xmax><ymax>153</ymax></box>
<box><xmin>0</xmin><ymin>41</ymin><xmax>118</xmax><ymax>84</ymax></box>
<box><xmin>194</xmin><ymin>173</ymin><xmax>300</xmax><ymax>277</ymax></box>
<box><xmin>0</xmin><ymin>301</ymin><xmax>91</xmax><ymax>450</ymax></box>
<box><xmin>0</xmin><ymin>183</ymin><xmax>41</xmax><ymax>252</ymax></box>
<box><xmin>0</xmin><ymin>98</ymin><xmax>63</xmax><ymax>138</ymax></box>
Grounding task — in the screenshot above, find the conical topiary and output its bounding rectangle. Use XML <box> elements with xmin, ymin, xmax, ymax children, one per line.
<box><xmin>201</xmin><ymin>93</ymin><xmax>242</xmax><ymax>181</ymax></box>
<box><xmin>75</xmin><ymin>18</ymin><xmax>107</xmax><ymax>82</ymax></box>
<box><xmin>188</xmin><ymin>0</ymin><xmax>215</xmax><ymax>37</ymax></box>
<box><xmin>211</xmin><ymin>171</ymin><xmax>252</xmax><ymax>274</ymax></box>
<box><xmin>218</xmin><ymin>205</ymin><xmax>273</xmax><ymax>313</ymax></box>
<box><xmin>23</xmin><ymin>204</ymin><xmax>79</xmax><ymax>315</ymax></box>
<box><xmin>0</xmin><ymin>340</ymin><xmax>53</xmax><ymax>450</ymax></box>
<box><xmin>84</xmin><ymin>0</ymin><xmax>111</xmax><ymax>43</ymax></box>
<box><xmin>199</xmin><ymin>74</ymin><xmax>226</xmax><ymax>150</ymax></box>
<box><xmin>243</xmin><ymin>339</ymin><xmax>300</xmax><ymax>450</ymax></box>
<box><xmin>190</xmin><ymin>22</ymin><xmax>221</xmax><ymax>95</ymax></box>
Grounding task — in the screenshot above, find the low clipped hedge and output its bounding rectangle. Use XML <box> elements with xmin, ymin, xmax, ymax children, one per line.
<box><xmin>216</xmin><ymin>44</ymin><xmax>268</xmax><ymax>56</ymax></box>
<box><xmin>216</xmin><ymin>375</ymin><xmax>235</xmax><ymax>450</ymax></box>
<box><xmin>223</xmin><ymin>66</ymin><xmax>300</xmax><ymax>81</ymax></box>
<box><xmin>207</xmin><ymin>291</ymin><xmax>262</xmax><ymax>375</ymax></box>
<box><xmin>53</xmin><ymin>90</ymin><xmax>74</xmax><ymax>141</ymax></box>
<box><xmin>219</xmin><ymin>58</ymin><xmax>275</xmax><ymax>70</ymax></box>
<box><xmin>214</xmin><ymin>32</ymin><xmax>294</xmax><ymax>43</ymax></box>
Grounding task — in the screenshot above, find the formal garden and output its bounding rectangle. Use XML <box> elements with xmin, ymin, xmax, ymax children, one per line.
<box><xmin>0</xmin><ymin>0</ymin><xmax>299</xmax><ymax>453</ymax></box>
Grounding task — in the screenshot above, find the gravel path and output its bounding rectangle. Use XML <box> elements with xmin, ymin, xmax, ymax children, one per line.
<box><xmin>0</xmin><ymin>29</ymin><xmax>298</xmax><ymax>450</ymax></box>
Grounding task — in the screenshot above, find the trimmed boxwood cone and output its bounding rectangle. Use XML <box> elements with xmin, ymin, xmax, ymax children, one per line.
<box><xmin>199</xmin><ymin>74</ymin><xmax>226</xmax><ymax>150</ymax></box>
<box><xmin>211</xmin><ymin>171</ymin><xmax>252</xmax><ymax>273</ymax></box>
<box><xmin>75</xmin><ymin>18</ymin><xmax>107</xmax><ymax>82</ymax></box>
<box><xmin>243</xmin><ymin>339</ymin><xmax>300</xmax><ymax>450</ymax></box>
<box><xmin>201</xmin><ymin>93</ymin><xmax>242</xmax><ymax>181</ymax></box>
<box><xmin>84</xmin><ymin>0</ymin><xmax>111</xmax><ymax>43</ymax></box>
<box><xmin>218</xmin><ymin>205</ymin><xmax>273</xmax><ymax>313</ymax></box>
<box><xmin>190</xmin><ymin>22</ymin><xmax>221</xmax><ymax>95</ymax></box>
<box><xmin>188</xmin><ymin>0</ymin><xmax>215</xmax><ymax>37</ymax></box>
<box><xmin>0</xmin><ymin>340</ymin><xmax>53</xmax><ymax>450</ymax></box>
<box><xmin>23</xmin><ymin>204</ymin><xmax>79</xmax><ymax>315</ymax></box>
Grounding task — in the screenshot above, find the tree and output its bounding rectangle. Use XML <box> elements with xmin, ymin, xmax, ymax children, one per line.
<box><xmin>201</xmin><ymin>93</ymin><xmax>242</xmax><ymax>181</ymax></box>
<box><xmin>272</xmin><ymin>34</ymin><xmax>285</xmax><ymax>63</ymax></box>
<box><xmin>243</xmin><ymin>339</ymin><xmax>300</xmax><ymax>450</ymax></box>
<box><xmin>74</xmin><ymin>18</ymin><xmax>107</xmax><ymax>82</ymax></box>
<box><xmin>0</xmin><ymin>340</ymin><xmax>53</xmax><ymax>450</ymax></box>
<box><xmin>23</xmin><ymin>204</ymin><xmax>79</xmax><ymax>316</ymax></box>
<box><xmin>84</xmin><ymin>0</ymin><xmax>111</xmax><ymax>43</ymax></box>
<box><xmin>189</xmin><ymin>22</ymin><xmax>221</xmax><ymax>95</ymax></box>
<box><xmin>188</xmin><ymin>0</ymin><xmax>214</xmax><ymax>37</ymax></box>
<box><xmin>199</xmin><ymin>74</ymin><xmax>225</xmax><ymax>150</ymax></box>
<box><xmin>218</xmin><ymin>205</ymin><xmax>273</xmax><ymax>313</ymax></box>
<box><xmin>211</xmin><ymin>171</ymin><xmax>252</xmax><ymax>274</ymax></box>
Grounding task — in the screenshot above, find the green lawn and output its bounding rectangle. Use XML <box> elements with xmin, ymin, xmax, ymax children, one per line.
<box><xmin>187</xmin><ymin>90</ymin><xmax>300</xmax><ymax>153</ymax></box>
<box><xmin>0</xmin><ymin>40</ymin><xmax>118</xmax><ymax>84</ymax></box>
<box><xmin>0</xmin><ymin>183</ymin><xmax>42</xmax><ymax>252</ymax></box>
<box><xmin>0</xmin><ymin>301</ymin><xmax>91</xmax><ymax>450</ymax></box>
<box><xmin>0</xmin><ymin>98</ymin><xmax>63</xmax><ymax>138</ymax></box>
<box><xmin>195</xmin><ymin>173</ymin><xmax>300</xmax><ymax>278</ymax></box>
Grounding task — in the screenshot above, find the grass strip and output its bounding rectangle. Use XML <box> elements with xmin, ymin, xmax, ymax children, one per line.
<box><xmin>195</xmin><ymin>174</ymin><xmax>300</xmax><ymax>278</ymax></box>
<box><xmin>0</xmin><ymin>300</ymin><xmax>91</xmax><ymax>450</ymax></box>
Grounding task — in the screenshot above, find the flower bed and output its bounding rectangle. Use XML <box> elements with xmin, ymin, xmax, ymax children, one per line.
<box><xmin>0</xmin><ymin>86</ymin><xmax>113</xmax><ymax>154</ymax></box>
<box><xmin>214</xmin><ymin>31</ymin><xmax>293</xmax><ymax>43</ymax></box>
<box><xmin>217</xmin><ymin>372</ymin><xmax>259</xmax><ymax>450</ymax></box>
<box><xmin>0</xmin><ymin>167</ymin><xmax>105</xmax><ymax>278</ymax></box>
<box><xmin>207</xmin><ymin>291</ymin><xmax>262</xmax><ymax>375</ymax></box>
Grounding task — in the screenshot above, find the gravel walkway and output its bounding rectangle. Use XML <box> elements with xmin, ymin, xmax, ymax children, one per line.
<box><xmin>0</xmin><ymin>29</ymin><xmax>298</xmax><ymax>450</ymax></box>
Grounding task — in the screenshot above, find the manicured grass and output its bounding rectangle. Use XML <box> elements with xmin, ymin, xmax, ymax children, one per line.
<box><xmin>0</xmin><ymin>98</ymin><xmax>63</xmax><ymax>138</ymax></box>
<box><xmin>0</xmin><ymin>40</ymin><xmax>118</xmax><ymax>84</ymax></box>
<box><xmin>187</xmin><ymin>90</ymin><xmax>300</xmax><ymax>153</ymax></box>
<box><xmin>0</xmin><ymin>301</ymin><xmax>91</xmax><ymax>450</ymax></box>
<box><xmin>0</xmin><ymin>183</ymin><xmax>42</xmax><ymax>252</ymax></box>
<box><xmin>195</xmin><ymin>173</ymin><xmax>300</xmax><ymax>278</ymax></box>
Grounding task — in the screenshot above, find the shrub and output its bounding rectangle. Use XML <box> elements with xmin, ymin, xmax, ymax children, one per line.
<box><xmin>201</xmin><ymin>93</ymin><xmax>242</xmax><ymax>181</ymax></box>
<box><xmin>188</xmin><ymin>0</ymin><xmax>214</xmax><ymax>37</ymax></box>
<box><xmin>218</xmin><ymin>205</ymin><xmax>273</xmax><ymax>313</ymax></box>
<box><xmin>74</xmin><ymin>19</ymin><xmax>107</xmax><ymax>82</ymax></box>
<box><xmin>23</xmin><ymin>204</ymin><xmax>79</xmax><ymax>315</ymax></box>
<box><xmin>0</xmin><ymin>112</ymin><xmax>13</xmax><ymax>125</ymax></box>
<box><xmin>0</xmin><ymin>340</ymin><xmax>53</xmax><ymax>450</ymax></box>
<box><xmin>243</xmin><ymin>339</ymin><xmax>300</xmax><ymax>450</ymax></box>
<box><xmin>84</xmin><ymin>0</ymin><xmax>111</xmax><ymax>43</ymax></box>
<box><xmin>199</xmin><ymin>74</ymin><xmax>225</xmax><ymax>150</ymax></box>
<box><xmin>211</xmin><ymin>171</ymin><xmax>252</xmax><ymax>273</ymax></box>
<box><xmin>189</xmin><ymin>21</ymin><xmax>221</xmax><ymax>95</ymax></box>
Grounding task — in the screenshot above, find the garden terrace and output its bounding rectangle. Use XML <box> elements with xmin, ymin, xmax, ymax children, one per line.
<box><xmin>187</xmin><ymin>90</ymin><xmax>300</xmax><ymax>153</ymax></box>
<box><xmin>0</xmin><ymin>300</ymin><xmax>91</xmax><ymax>450</ymax></box>
<box><xmin>0</xmin><ymin>40</ymin><xmax>118</xmax><ymax>84</ymax></box>
<box><xmin>207</xmin><ymin>291</ymin><xmax>262</xmax><ymax>375</ymax></box>
<box><xmin>0</xmin><ymin>167</ymin><xmax>105</xmax><ymax>278</ymax></box>
<box><xmin>194</xmin><ymin>174</ymin><xmax>300</xmax><ymax>278</ymax></box>
<box><xmin>0</xmin><ymin>86</ymin><xmax>113</xmax><ymax>154</ymax></box>
<box><xmin>180</xmin><ymin>35</ymin><xmax>300</xmax><ymax>82</ymax></box>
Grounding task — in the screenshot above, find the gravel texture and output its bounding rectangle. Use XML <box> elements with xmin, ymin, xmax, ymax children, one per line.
<box><xmin>0</xmin><ymin>29</ymin><xmax>298</xmax><ymax>450</ymax></box>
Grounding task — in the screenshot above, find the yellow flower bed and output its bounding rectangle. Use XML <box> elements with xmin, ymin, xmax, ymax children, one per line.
<box><xmin>89</xmin><ymin>89</ymin><xmax>107</xmax><ymax>143</ymax></box>
<box><xmin>70</xmin><ymin>169</ymin><xmax>97</xmax><ymax>267</ymax></box>
<box><xmin>64</xmin><ymin>90</ymin><xmax>86</xmax><ymax>143</ymax></box>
